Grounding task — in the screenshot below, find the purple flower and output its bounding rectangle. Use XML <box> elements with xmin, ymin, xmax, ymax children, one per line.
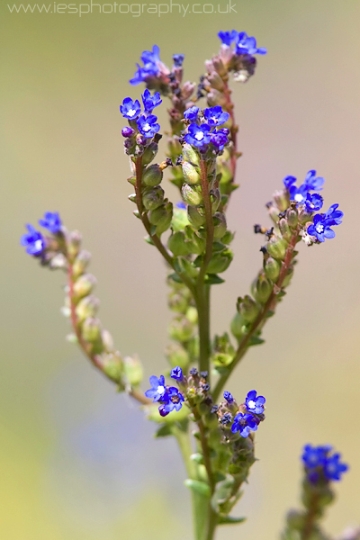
<box><xmin>302</xmin><ymin>444</ymin><xmax>348</xmax><ymax>483</ymax></box>
<box><xmin>283</xmin><ymin>170</ymin><xmax>325</xmax><ymax>206</ymax></box>
<box><xmin>173</xmin><ymin>54</ymin><xmax>185</xmax><ymax>67</ymax></box>
<box><xmin>137</xmin><ymin>114</ymin><xmax>160</xmax><ymax>138</ymax></box>
<box><xmin>176</xmin><ymin>201</ymin><xmax>186</xmax><ymax>210</ymax></box>
<box><xmin>203</xmin><ymin>106</ymin><xmax>229</xmax><ymax>127</ymax></box>
<box><xmin>129</xmin><ymin>45</ymin><xmax>162</xmax><ymax>85</ymax></box>
<box><xmin>210</xmin><ymin>130</ymin><xmax>229</xmax><ymax>151</ymax></box>
<box><xmin>38</xmin><ymin>212</ymin><xmax>62</xmax><ymax>234</ymax></box>
<box><xmin>170</xmin><ymin>366</ymin><xmax>184</xmax><ymax>382</ymax></box>
<box><xmin>302</xmin><ymin>444</ymin><xmax>330</xmax><ymax>469</ymax></box>
<box><xmin>236</xmin><ymin>32</ymin><xmax>267</xmax><ymax>56</ymax></box>
<box><xmin>307</xmin><ymin>213</ymin><xmax>336</xmax><ymax>242</ymax></box>
<box><xmin>141</xmin><ymin>89</ymin><xmax>162</xmax><ymax>113</ymax></box>
<box><xmin>21</xmin><ymin>224</ymin><xmax>45</xmax><ymax>256</ymax></box>
<box><xmin>305</xmin><ymin>193</ymin><xmax>324</xmax><ymax>213</ymax></box>
<box><xmin>159</xmin><ymin>387</ymin><xmax>184</xmax><ymax>416</ymax></box>
<box><xmin>223</xmin><ymin>391</ymin><xmax>234</xmax><ymax>404</ymax></box>
<box><xmin>184</xmin><ymin>106</ymin><xmax>200</xmax><ymax>122</ymax></box>
<box><xmin>324</xmin><ymin>203</ymin><xmax>343</xmax><ymax>225</ymax></box>
<box><xmin>120</xmin><ymin>97</ymin><xmax>141</xmax><ymax>119</ymax></box>
<box><xmin>218</xmin><ymin>30</ymin><xmax>238</xmax><ymax>46</ymax></box>
<box><xmin>245</xmin><ymin>390</ymin><xmax>266</xmax><ymax>414</ymax></box>
<box><xmin>145</xmin><ymin>375</ymin><xmax>167</xmax><ymax>402</ymax></box>
<box><xmin>324</xmin><ymin>453</ymin><xmax>349</xmax><ymax>481</ymax></box>
<box><xmin>231</xmin><ymin>412</ymin><xmax>259</xmax><ymax>438</ymax></box>
<box><xmin>122</xmin><ymin>126</ymin><xmax>135</xmax><ymax>138</ymax></box>
<box><xmin>184</xmin><ymin>123</ymin><xmax>211</xmax><ymax>148</ymax></box>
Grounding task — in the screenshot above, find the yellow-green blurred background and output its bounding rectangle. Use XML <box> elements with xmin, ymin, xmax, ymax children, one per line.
<box><xmin>1</xmin><ymin>0</ymin><xmax>360</xmax><ymax>538</ymax></box>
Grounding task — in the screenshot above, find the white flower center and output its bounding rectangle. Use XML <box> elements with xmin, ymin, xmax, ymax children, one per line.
<box><xmin>294</xmin><ymin>193</ymin><xmax>304</xmax><ymax>203</ymax></box>
<box><xmin>128</xmin><ymin>108</ymin><xmax>136</xmax><ymax>117</ymax></box>
<box><xmin>248</xmin><ymin>400</ymin><xmax>256</xmax><ymax>409</ymax></box>
<box><xmin>143</xmin><ymin>123</ymin><xmax>151</xmax><ymax>132</ymax></box>
<box><xmin>157</xmin><ymin>385</ymin><xmax>165</xmax><ymax>395</ymax></box>
<box><xmin>34</xmin><ymin>240</ymin><xmax>43</xmax><ymax>250</ymax></box>
<box><xmin>195</xmin><ymin>131</ymin><xmax>204</xmax><ymax>141</ymax></box>
<box><xmin>316</xmin><ymin>223</ymin><xmax>324</xmax><ymax>233</ymax></box>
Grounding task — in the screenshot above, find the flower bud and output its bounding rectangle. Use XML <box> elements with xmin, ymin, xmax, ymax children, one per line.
<box><xmin>273</xmin><ymin>190</ymin><xmax>290</xmax><ymax>212</ymax></box>
<box><xmin>72</xmin><ymin>250</ymin><xmax>91</xmax><ymax>278</ymax></box>
<box><xmin>124</xmin><ymin>355</ymin><xmax>143</xmax><ymax>387</ymax></box>
<box><xmin>279</xmin><ymin>218</ymin><xmax>291</xmax><ymax>241</ymax></box>
<box><xmin>73</xmin><ymin>273</ymin><xmax>97</xmax><ymax>301</ymax></box>
<box><xmin>237</xmin><ymin>295</ymin><xmax>260</xmax><ymax>323</ymax></box>
<box><xmin>75</xmin><ymin>295</ymin><xmax>100</xmax><ymax>322</ymax></box>
<box><xmin>169</xmin><ymin>318</ymin><xmax>194</xmax><ymax>342</ymax></box>
<box><xmin>286</xmin><ymin>207</ymin><xmax>298</xmax><ymax>228</ymax></box>
<box><xmin>142</xmin><ymin>164</ymin><xmax>163</xmax><ymax>187</ymax></box>
<box><xmin>101</xmin><ymin>329</ymin><xmax>114</xmax><ymax>353</ymax></box>
<box><xmin>182</xmin><ymin>81</ymin><xmax>196</xmax><ymax>100</ymax></box>
<box><xmin>182</xmin><ymin>161</ymin><xmax>200</xmax><ymax>185</ymax></box>
<box><xmin>81</xmin><ymin>317</ymin><xmax>102</xmax><ymax>343</ymax></box>
<box><xmin>181</xmin><ymin>184</ymin><xmax>203</xmax><ymax>206</ymax></box>
<box><xmin>165</xmin><ymin>343</ymin><xmax>190</xmax><ymax>369</ymax></box>
<box><xmin>213</xmin><ymin>213</ymin><xmax>227</xmax><ymax>239</ymax></box>
<box><xmin>264</xmin><ymin>257</ymin><xmax>280</xmax><ymax>282</ymax></box>
<box><xmin>206</xmin><ymin>250</ymin><xmax>233</xmax><ymax>274</ymax></box>
<box><xmin>268</xmin><ymin>204</ymin><xmax>280</xmax><ymax>224</ymax></box>
<box><xmin>266</xmin><ymin>236</ymin><xmax>288</xmax><ymax>261</ymax></box>
<box><xmin>252</xmin><ymin>273</ymin><xmax>273</xmax><ymax>304</ymax></box>
<box><xmin>212</xmin><ymin>56</ymin><xmax>227</xmax><ymax>77</ymax></box>
<box><xmin>168</xmin><ymin>231</ymin><xmax>191</xmax><ymax>257</ymax></box>
<box><xmin>187</xmin><ymin>205</ymin><xmax>205</xmax><ymax>228</ymax></box>
<box><xmin>142</xmin><ymin>186</ymin><xmax>165</xmax><ymax>211</ymax></box>
<box><xmin>149</xmin><ymin>202</ymin><xmax>173</xmax><ymax>235</ymax></box>
<box><xmin>142</xmin><ymin>142</ymin><xmax>158</xmax><ymax>166</ymax></box>
<box><xmin>67</xmin><ymin>230</ymin><xmax>82</xmax><ymax>260</ymax></box>
<box><xmin>102</xmin><ymin>352</ymin><xmax>124</xmax><ymax>384</ymax></box>
<box><xmin>230</xmin><ymin>312</ymin><xmax>246</xmax><ymax>340</ymax></box>
<box><xmin>182</xmin><ymin>143</ymin><xmax>200</xmax><ymax>166</ymax></box>
<box><xmin>208</xmin><ymin>71</ymin><xmax>225</xmax><ymax>91</ymax></box>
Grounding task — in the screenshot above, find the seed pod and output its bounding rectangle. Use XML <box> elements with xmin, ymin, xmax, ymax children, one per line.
<box><xmin>252</xmin><ymin>273</ymin><xmax>273</xmax><ymax>304</ymax></box>
<box><xmin>181</xmin><ymin>184</ymin><xmax>203</xmax><ymax>206</ymax></box>
<box><xmin>213</xmin><ymin>213</ymin><xmax>227</xmax><ymax>239</ymax></box>
<box><xmin>182</xmin><ymin>143</ymin><xmax>200</xmax><ymax>166</ymax></box>
<box><xmin>168</xmin><ymin>231</ymin><xmax>191</xmax><ymax>257</ymax></box>
<box><xmin>81</xmin><ymin>317</ymin><xmax>102</xmax><ymax>343</ymax></box>
<box><xmin>72</xmin><ymin>250</ymin><xmax>91</xmax><ymax>278</ymax></box>
<box><xmin>142</xmin><ymin>164</ymin><xmax>163</xmax><ymax>187</ymax></box>
<box><xmin>182</xmin><ymin>161</ymin><xmax>200</xmax><ymax>185</ymax></box>
<box><xmin>238</xmin><ymin>295</ymin><xmax>260</xmax><ymax>323</ymax></box>
<box><xmin>187</xmin><ymin>205</ymin><xmax>205</xmax><ymax>228</ymax></box>
<box><xmin>75</xmin><ymin>295</ymin><xmax>99</xmax><ymax>323</ymax></box>
<box><xmin>266</xmin><ymin>236</ymin><xmax>288</xmax><ymax>261</ymax></box>
<box><xmin>73</xmin><ymin>273</ymin><xmax>97</xmax><ymax>301</ymax></box>
<box><xmin>142</xmin><ymin>186</ymin><xmax>165</xmax><ymax>211</ymax></box>
<box><xmin>264</xmin><ymin>257</ymin><xmax>281</xmax><ymax>282</ymax></box>
<box><xmin>142</xmin><ymin>142</ymin><xmax>158</xmax><ymax>165</ymax></box>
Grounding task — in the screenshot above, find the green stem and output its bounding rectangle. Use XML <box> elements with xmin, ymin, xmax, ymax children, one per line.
<box><xmin>301</xmin><ymin>492</ymin><xmax>320</xmax><ymax>540</ymax></box>
<box><xmin>195</xmin><ymin>284</ymin><xmax>211</xmax><ymax>374</ymax></box>
<box><xmin>173</xmin><ymin>424</ymin><xmax>209</xmax><ymax>540</ymax></box>
<box><xmin>212</xmin><ymin>229</ymin><xmax>299</xmax><ymax>401</ymax></box>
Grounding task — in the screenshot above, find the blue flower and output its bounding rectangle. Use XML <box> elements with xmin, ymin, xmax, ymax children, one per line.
<box><xmin>218</xmin><ymin>30</ymin><xmax>238</xmax><ymax>46</ymax></box>
<box><xmin>141</xmin><ymin>89</ymin><xmax>162</xmax><ymax>113</ymax></box>
<box><xmin>129</xmin><ymin>45</ymin><xmax>162</xmax><ymax>85</ymax></box>
<box><xmin>159</xmin><ymin>387</ymin><xmax>184</xmax><ymax>416</ymax></box>
<box><xmin>223</xmin><ymin>391</ymin><xmax>234</xmax><ymax>404</ymax></box>
<box><xmin>305</xmin><ymin>193</ymin><xmax>324</xmax><ymax>213</ymax></box>
<box><xmin>324</xmin><ymin>203</ymin><xmax>343</xmax><ymax>225</ymax></box>
<box><xmin>122</xmin><ymin>126</ymin><xmax>135</xmax><ymax>138</ymax></box>
<box><xmin>324</xmin><ymin>452</ymin><xmax>348</xmax><ymax>481</ymax></box>
<box><xmin>245</xmin><ymin>390</ymin><xmax>266</xmax><ymax>414</ymax></box>
<box><xmin>235</xmin><ymin>32</ymin><xmax>267</xmax><ymax>56</ymax></box>
<box><xmin>21</xmin><ymin>224</ymin><xmax>45</xmax><ymax>256</ymax></box>
<box><xmin>307</xmin><ymin>213</ymin><xmax>337</xmax><ymax>242</ymax></box>
<box><xmin>203</xmin><ymin>106</ymin><xmax>229</xmax><ymax>127</ymax></box>
<box><xmin>210</xmin><ymin>130</ymin><xmax>229</xmax><ymax>151</ymax></box>
<box><xmin>184</xmin><ymin>106</ymin><xmax>200</xmax><ymax>122</ymax></box>
<box><xmin>220</xmin><ymin>412</ymin><xmax>232</xmax><ymax>425</ymax></box>
<box><xmin>304</xmin><ymin>170</ymin><xmax>324</xmax><ymax>191</ymax></box>
<box><xmin>38</xmin><ymin>212</ymin><xmax>62</xmax><ymax>234</ymax></box>
<box><xmin>120</xmin><ymin>97</ymin><xmax>141</xmax><ymax>119</ymax></box>
<box><xmin>145</xmin><ymin>375</ymin><xmax>167</xmax><ymax>402</ymax></box>
<box><xmin>231</xmin><ymin>412</ymin><xmax>259</xmax><ymax>437</ymax></box>
<box><xmin>283</xmin><ymin>170</ymin><xmax>325</xmax><ymax>206</ymax></box>
<box><xmin>173</xmin><ymin>54</ymin><xmax>185</xmax><ymax>67</ymax></box>
<box><xmin>184</xmin><ymin>123</ymin><xmax>211</xmax><ymax>148</ymax></box>
<box><xmin>137</xmin><ymin>114</ymin><xmax>160</xmax><ymax>138</ymax></box>
<box><xmin>176</xmin><ymin>201</ymin><xmax>186</xmax><ymax>210</ymax></box>
<box><xmin>302</xmin><ymin>444</ymin><xmax>348</xmax><ymax>483</ymax></box>
<box><xmin>170</xmin><ymin>366</ymin><xmax>184</xmax><ymax>382</ymax></box>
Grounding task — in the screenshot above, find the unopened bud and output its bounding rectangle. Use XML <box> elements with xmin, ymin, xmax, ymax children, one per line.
<box><xmin>124</xmin><ymin>355</ymin><xmax>143</xmax><ymax>387</ymax></box>
<box><xmin>75</xmin><ymin>295</ymin><xmax>100</xmax><ymax>322</ymax></box>
<box><xmin>142</xmin><ymin>142</ymin><xmax>158</xmax><ymax>166</ymax></box>
<box><xmin>142</xmin><ymin>164</ymin><xmax>163</xmax><ymax>187</ymax></box>
<box><xmin>237</xmin><ymin>295</ymin><xmax>260</xmax><ymax>323</ymax></box>
<box><xmin>67</xmin><ymin>230</ymin><xmax>82</xmax><ymax>260</ymax></box>
<box><xmin>149</xmin><ymin>202</ymin><xmax>173</xmax><ymax>235</ymax></box>
<box><xmin>213</xmin><ymin>213</ymin><xmax>227</xmax><ymax>239</ymax></box>
<box><xmin>168</xmin><ymin>231</ymin><xmax>191</xmax><ymax>257</ymax></box>
<box><xmin>182</xmin><ymin>143</ymin><xmax>200</xmax><ymax>166</ymax></box>
<box><xmin>142</xmin><ymin>186</ymin><xmax>165</xmax><ymax>211</ymax></box>
<box><xmin>273</xmin><ymin>190</ymin><xmax>290</xmax><ymax>212</ymax></box>
<box><xmin>266</xmin><ymin>236</ymin><xmax>288</xmax><ymax>260</ymax></box>
<box><xmin>101</xmin><ymin>329</ymin><xmax>114</xmax><ymax>353</ymax></box>
<box><xmin>252</xmin><ymin>273</ymin><xmax>273</xmax><ymax>304</ymax></box>
<box><xmin>208</xmin><ymin>71</ymin><xmax>225</xmax><ymax>91</ymax></box>
<box><xmin>73</xmin><ymin>273</ymin><xmax>97</xmax><ymax>300</ymax></box>
<box><xmin>230</xmin><ymin>312</ymin><xmax>246</xmax><ymax>339</ymax></box>
<box><xmin>264</xmin><ymin>257</ymin><xmax>281</xmax><ymax>282</ymax></box>
<box><xmin>81</xmin><ymin>317</ymin><xmax>102</xmax><ymax>343</ymax></box>
<box><xmin>279</xmin><ymin>218</ymin><xmax>291</xmax><ymax>240</ymax></box>
<box><xmin>72</xmin><ymin>250</ymin><xmax>91</xmax><ymax>278</ymax></box>
<box><xmin>187</xmin><ymin>205</ymin><xmax>205</xmax><ymax>228</ymax></box>
<box><xmin>182</xmin><ymin>161</ymin><xmax>200</xmax><ymax>185</ymax></box>
<box><xmin>206</xmin><ymin>250</ymin><xmax>233</xmax><ymax>274</ymax></box>
<box><xmin>286</xmin><ymin>207</ymin><xmax>298</xmax><ymax>228</ymax></box>
<box><xmin>103</xmin><ymin>352</ymin><xmax>124</xmax><ymax>384</ymax></box>
<box><xmin>181</xmin><ymin>184</ymin><xmax>203</xmax><ymax>206</ymax></box>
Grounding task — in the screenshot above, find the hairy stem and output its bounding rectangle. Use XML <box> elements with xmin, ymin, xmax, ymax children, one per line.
<box><xmin>302</xmin><ymin>492</ymin><xmax>320</xmax><ymax>540</ymax></box>
<box><xmin>213</xmin><ymin>229</ymin><xmax>299</xmax><ymax>401</ymax></box>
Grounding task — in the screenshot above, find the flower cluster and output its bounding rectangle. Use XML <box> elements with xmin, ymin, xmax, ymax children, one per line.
<box><xmin>21</xmin><ymin>211</ymin><xmax>62</xmax><ymax>257</ymax></box>
<box><xmin>182</xmin><ymin>105</ymin><xmax>230</xmax><ymax>154</ymax></box>
<box><xmin>218</xmin><ymin>30</ymin><xmax>267</xmax><ymax>57</ymax></box>
<box><xmin>145</xmin><ymin>369</ymin><xmax>185</xmax><ymax>417</ymax></box>
<box><xmin>302</xmin><ymin>444</ymin><xmax>348</xmax><ymax>483</ymax></box>
<box><xmin>231</xmin><ymin>390</ymin><xmax>266</xmax><ymax>437</ymax></box>
<box><xmin>281</xmin><ymin>170</ymin><xmax>343</xmax><ymax>243</ymax></box>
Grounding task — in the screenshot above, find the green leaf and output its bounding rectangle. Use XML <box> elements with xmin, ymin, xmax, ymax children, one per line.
<box><xmin>184</xmin><ymin>479</ymin><xmax>211</xmax><ymax>498</ymax></box>
<box><xmin>154</xmin><ymin>424</ymin><xmax>173</xmax><ymax>438</ymax></box>
<box><xmin>205</xmin><ymin>274</ymin><xmax>225</xmax><ymax>285</ymax></box>
<box><xmin>144</xmin><ymin>235</ymin><xmax>155</xmax><ymax>245</ymax></box>
<box><xmin>167</xmin><ymin>272</ymin><xmax>182</xmax><ymax>283</ymax></box>
<box><xmin>218</xmin><ymin>515</ymin><xmax>246</xmax><ymax>525</ymax></box>
<box><xmin>249</xmin><ymin>335</ymin><xmax>265</xmax><ymax>346</ymax></box>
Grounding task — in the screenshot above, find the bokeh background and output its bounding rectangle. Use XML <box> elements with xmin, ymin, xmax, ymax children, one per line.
<box><xmin>1</xmin><ymin>0</ymin><xmax>360</xmax><ymax>538</ymax></box>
